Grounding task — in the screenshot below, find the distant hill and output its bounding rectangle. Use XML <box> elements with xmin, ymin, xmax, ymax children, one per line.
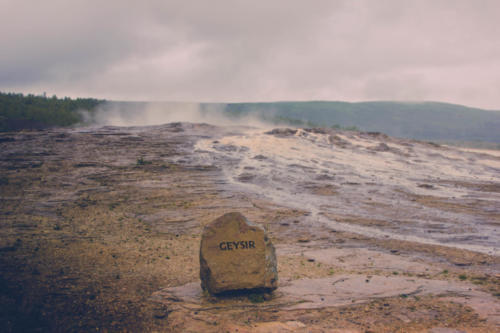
<box><xmin>216</xmin><ymin>101</ymin><xmax>500</xmax><ymax>143</ymax></box>
<box><xmin>2</xmin><ymin>92</ymin><xmax>499</xmax><ymax>144</ymax></box>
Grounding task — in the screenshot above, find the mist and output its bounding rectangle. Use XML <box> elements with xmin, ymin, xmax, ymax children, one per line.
<box><xmin>82</xmin><ymin>101</ymin><xmax>271</xmax><ymax>128</ymax></box>
<box><xmin>77</xmin><ymin>100</ymin><xmax>500</xmax><ymax>144</ymax></box>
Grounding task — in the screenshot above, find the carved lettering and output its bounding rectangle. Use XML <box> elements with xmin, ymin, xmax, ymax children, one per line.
<box><xmin>218</xmin><ymin>241</ymin><xmax>256</xmax><ymax>250</ymax></box>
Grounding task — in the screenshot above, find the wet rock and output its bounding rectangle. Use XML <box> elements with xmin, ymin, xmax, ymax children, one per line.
<box><xmin>365</xmin><ymin>131</ymin><xmax>389</xmax><ymax>139</ymax></box>
<box><xmin>310</xmin><ymin>184</ymin><xmax>338</xmax><ymax>196</ymax></box>
<box><xmin>214</xmin><ymin>144</ymin><xmax>239</xmax><ymax>152</ymax></box>
<box><xmin>237</xmin><ymin>172</ymin><xmax>255</xmax><ymax>182</ymax></box>
<box><xmin>342</xmin><ymin>182</ymin><xmax>361</xmax><ymax>186</ymax></box>
<box><xmin>328</xmin><ymin>135</ymin><xmax>350</xmax><ymax>147</ymax></box>
<box><xmin>153</xmin><ymin>304</ymin><xmax>171</xmax><ymax>319</ymax></box>
<box><xmin>315</xmin><ymin>173</ymin><xmax>335</xmax><ymax>181</ymax></box>
<box><xmin>370</xmin><ymin>142</ymin><xmax>391</xmax><ymax>152</ymax></box>
<box><xmin>451</xmin><ymin>259</ymin><xmax>472</xmax><ymax>267</ymax></box>
<box><xmin>304</xmin><ymin>128</ymin><xmax>330</xmax><ymax>134</ymax></box>
<box><xmin>265</xmin><ymin>128</ymin><xmax>298</xmax><ymax>137</ymax></box>
<box><xmin>164</xmin><ymin>122</ymin><xmax>185</xmax><ymax>132</ymax></box>
<box><xmin>418</xmin><ymin>183</ymin><xmax>435</xmax><ymax>189</ymax></box>
<box><xmin>199</xmin><ymin>212</ymin><xmax>278</xmax><ymax>295</ymax></box>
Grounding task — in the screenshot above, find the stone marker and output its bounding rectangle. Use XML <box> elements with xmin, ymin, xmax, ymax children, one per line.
<box><xmin>199</xmin><ymin>212</ymin><xmax>278</xmax><ymax>295</ymax></box>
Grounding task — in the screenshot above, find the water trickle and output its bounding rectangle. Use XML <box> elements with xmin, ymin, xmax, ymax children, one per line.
<box><xmin>194</xmin><ymin>127</ymin><xmax>500</xmax><ymax>255</ymax></box>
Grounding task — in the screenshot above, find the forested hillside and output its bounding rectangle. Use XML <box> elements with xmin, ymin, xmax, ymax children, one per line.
<box><xmin>0</xmin><ymin>92</ymin><xmax>104</xmax><ymax>131</ymax></box>
<box><xmin>2</xmin><ymin>92</ymin><xmax>500</xmax><ymax>144</ymax></box>
<box><xmin>220</xmin><ymin>101</ymin><xmax>500</xmax><ymax>143</ymax></box>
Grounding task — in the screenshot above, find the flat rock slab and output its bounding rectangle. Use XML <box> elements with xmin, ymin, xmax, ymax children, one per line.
<box><xmin>151</xmin><ymin>275</ymin><xmax>500</xmax><ymax>326</ymax></box>
<box><xmin>199</xmin><ymin>212</ymin><xmax>278</xmax><ymax>294</ymax></box>
<box><xmin>301</xmin><ymin>247</ymin><xmax>442</xmax><ymax>274</ymax></box>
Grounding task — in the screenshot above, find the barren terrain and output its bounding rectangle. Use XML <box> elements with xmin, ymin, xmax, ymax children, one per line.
<box><xmin>0</xmin><ymin>123</ymin><xmax>499</xmax><ymax>332</ymax></box>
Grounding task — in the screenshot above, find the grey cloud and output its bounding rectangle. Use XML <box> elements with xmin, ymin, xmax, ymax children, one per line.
<box><xmin>1</xmin><ymin>0</ymin><xmax>500</xmax><ymax>109</ymax></box>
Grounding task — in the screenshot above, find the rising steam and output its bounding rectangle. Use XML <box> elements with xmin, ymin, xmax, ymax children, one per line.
<box><xmin>81</xmin><ymin>102</ymin><xmax>270</xmax><ymax>128</ymax></box>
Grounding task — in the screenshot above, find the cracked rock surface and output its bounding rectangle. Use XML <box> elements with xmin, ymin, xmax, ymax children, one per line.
<box><xmin>0</xmin><ymin>123</ymin><xmax>499</xmax><ymax>332</ymax></box>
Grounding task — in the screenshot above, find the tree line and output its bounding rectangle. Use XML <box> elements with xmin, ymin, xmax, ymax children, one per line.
<box><xmin>0</xmin><ymin>92</ymin><xmax>104</xmax><ymax>131</ymax></box>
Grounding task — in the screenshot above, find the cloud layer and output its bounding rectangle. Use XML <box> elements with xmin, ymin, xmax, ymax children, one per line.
<box><xmin>1</xmin><ymin>0</ymin><xmax>500</xmax><ymax>109</ymax></box>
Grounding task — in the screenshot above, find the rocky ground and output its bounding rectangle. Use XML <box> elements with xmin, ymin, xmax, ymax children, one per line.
<box><xmin>0</xmin><ymin>123</ymin><xmax>499</xmax><ymax>332</ymax></box>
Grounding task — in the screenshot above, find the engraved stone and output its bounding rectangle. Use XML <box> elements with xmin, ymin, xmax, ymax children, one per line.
<box><xmin>199</xmin><ymin>212</ymin><xmax>278</xmax><ymax>294</ymax></box>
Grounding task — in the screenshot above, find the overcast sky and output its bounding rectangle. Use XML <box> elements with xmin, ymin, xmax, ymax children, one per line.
<box><xmin>1</xmin><ymin>0</ymin><xmax>500</xmax><ymax>109</ymax></box>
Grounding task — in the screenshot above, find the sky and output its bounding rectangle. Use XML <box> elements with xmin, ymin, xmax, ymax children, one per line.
<box><xmin>1</xmin><ymin>0</ymin><xmax>500</xmax><ymax>110</ymax></box>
